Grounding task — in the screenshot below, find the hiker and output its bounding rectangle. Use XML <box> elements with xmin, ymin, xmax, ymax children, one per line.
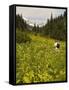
<box><xmin>54</xmin><ymin>41</ymin><xmax>60</xmax><ymax>49</ymax></box>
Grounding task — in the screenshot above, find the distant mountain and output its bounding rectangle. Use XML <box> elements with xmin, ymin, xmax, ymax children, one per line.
<box><xmin>16</xmin><ymin>11</ymin><xmax>67</xmax><ymax>41</ymax></box>
<box><xmin>26</xmin><ymin>23</ymin><xmax>33</xmax><ymax>31</ymax></box>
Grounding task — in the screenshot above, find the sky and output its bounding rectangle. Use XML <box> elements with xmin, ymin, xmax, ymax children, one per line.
<box><xmin>16</xmin><ymin>6</ymin><xmax>66</xmax><ymax>27</ymax></box>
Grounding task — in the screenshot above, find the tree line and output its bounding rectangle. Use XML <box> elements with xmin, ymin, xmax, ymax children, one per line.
<box><xmin>16</xmin><ymin>11</ymin><xmax>67</xmax><ymax>41</ymax></box>
<box><xmin>41</xmin><ymin>11</ymin><xmax>67</xmax><ymax>41</ymax></box>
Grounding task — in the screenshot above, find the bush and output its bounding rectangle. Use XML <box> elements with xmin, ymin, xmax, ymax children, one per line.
<box><xmin>16</xmin><ymin>30</ymin><xmax>31</xmax><ymax>43</ymax></box>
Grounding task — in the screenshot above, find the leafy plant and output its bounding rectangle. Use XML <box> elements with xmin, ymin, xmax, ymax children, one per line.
<box><xmin>16</xmin><ymin>30</ymin><xmax>31</xmax><ymax>43</ymax></box>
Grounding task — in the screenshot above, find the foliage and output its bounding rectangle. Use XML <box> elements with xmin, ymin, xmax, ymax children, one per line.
<box><xmin>16</xmin><ymin>11</ymin><xmax>67</xmax><ymax>84</ymax></box>
<box><xmin>16</xmin><ymin>14</ymin><xmax>27</xmax><ymax>31</ymax></box>
<box><xmin>42</xmin><ymin>11</ymin><xmax>67</xmax><ymax>41</ymax></box>
<box><xmin>16</xmin><ymin>29</ymin><xmax>31</xmax><ymax>43</ymax></box>
<box><xmin>16</xmin><ymin>33</ymin><xmax>66</xmax><ymax>84</ymax></box>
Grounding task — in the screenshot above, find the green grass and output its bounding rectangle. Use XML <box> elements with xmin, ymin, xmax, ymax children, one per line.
<box><xmin>16</xmin><ymin>33</ymin><xmax>66</xmax><ymax>84</ymax></box>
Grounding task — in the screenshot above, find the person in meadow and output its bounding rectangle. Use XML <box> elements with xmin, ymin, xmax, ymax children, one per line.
<box><xmin>54</xmin><ymin>40</ymin><xmax>60</xmax><ymax>50</ymax></box>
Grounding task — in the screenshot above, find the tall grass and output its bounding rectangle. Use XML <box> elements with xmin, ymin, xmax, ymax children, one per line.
<box><xmin>16</xmin><ymin>32</ymin><xmax>66</xmax><ymax>84</ymax></box>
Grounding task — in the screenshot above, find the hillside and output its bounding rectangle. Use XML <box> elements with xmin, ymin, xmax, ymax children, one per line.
<box><xmin>16</xmin><ymin>11</ymin><xmax>66</xmax><ymax>41</ymax></box>
<box><xmin>16</xmin><ymin>11</ymin><xmax>67</xmax><ymax>84</ymax></box>
<box><xmin>16</xmin><ymin>33</ymin><xmax>66</xmax><ymax>84</ymax></box>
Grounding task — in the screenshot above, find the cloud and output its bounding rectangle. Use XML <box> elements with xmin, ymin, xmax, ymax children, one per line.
<box><xmin>16</xmin><ymin>6</ymin><xmax>66</xmax><ymax>26</ymax></box>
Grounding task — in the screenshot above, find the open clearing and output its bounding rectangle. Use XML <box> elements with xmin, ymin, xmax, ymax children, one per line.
<box><xmin>16</xmin><ymin>33</ymin><xmax>66</xmax><ymax>84</ymax></box>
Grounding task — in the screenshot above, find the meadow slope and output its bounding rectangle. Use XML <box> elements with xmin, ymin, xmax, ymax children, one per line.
<box><xmin>16</xmin><ymin>33</ymin><xmax>66</xmax><ymax>84</ymax></box>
